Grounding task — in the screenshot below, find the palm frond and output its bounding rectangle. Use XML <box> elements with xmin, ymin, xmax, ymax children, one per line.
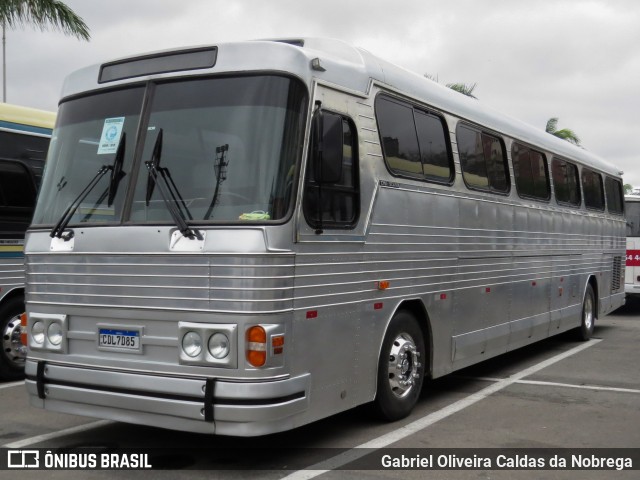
<box><xmin>446</xmin><ymin>82</ymin><xmax>477</xmax><ymax>99</ymax></box>
<box><xmin>0</xmin><ymin>0</ymin><xmax>90</xmax><ymax>40</ymax></box>
<box><xmin>553</xmin><ymin>128</ymin><xmax>581</xmax><ymax>145</ymax></box>
<box><xmin>545</xmin><ymin>118</ymin><xmax>581</xmax><ymax>146</ymax></box>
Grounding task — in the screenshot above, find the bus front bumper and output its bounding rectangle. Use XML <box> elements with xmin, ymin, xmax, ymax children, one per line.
<box><xmin>625</xmin><ymin>284</ymin><xmax>640</xmax><ymax>296</ymax></box>
<box><xmin>25</xmin><ymin>359</ymin><xmax>310</xmax><ymax>436</ymax></box>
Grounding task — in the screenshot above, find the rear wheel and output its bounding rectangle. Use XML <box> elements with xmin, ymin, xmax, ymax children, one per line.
<box><xmin>574</xmin><ymin>284</ymin><xmax>596</xmax><ymax>341</ymax></box>
<box><xmin>373</xmin><ymin>310</ymin><xmax>426</xmax><ymax>421</ymax></box>
<box><xmin>0</xmin><ymin>297</ymin><xmax>27</xmax><ymax>380</ymax></box>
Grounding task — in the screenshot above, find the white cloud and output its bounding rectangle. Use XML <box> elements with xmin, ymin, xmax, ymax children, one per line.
<box><xmin>4</xmin><ymin>0</ymin><xmax>640</xmax><ymax>183</ymax></box>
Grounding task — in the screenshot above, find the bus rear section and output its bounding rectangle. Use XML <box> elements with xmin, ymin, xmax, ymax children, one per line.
<box><xmin>625</xmin><ymin>195</ymin><xmax>640</xmax><ymax>297</ymax></box>
<box><xmin>0</xmin><ymin>103</ymin><xmax>55</xmax><ymax>379</ymax></box>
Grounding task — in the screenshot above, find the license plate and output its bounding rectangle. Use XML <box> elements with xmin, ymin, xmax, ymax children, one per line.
<box><xmin>99</xmin><ymin>328</ymin><xmax>141</xmax><ymax>351</ymax></box>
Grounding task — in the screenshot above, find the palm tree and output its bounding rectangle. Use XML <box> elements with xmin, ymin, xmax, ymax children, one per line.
<box><xmin>545</xmin><ymin>118</ymin><xmax>581</xmax><ymax>146</ymax></box>
<box><xmin>446</xmin><ymin>82</ymin><xmax>478</xmax><ymax>99</ymax></box>
<box><xmin>1</xmin><ymin>0</ymin><xmax>90</xmax><ymax>102</ymax></box>
<box><xmin>424</xmin><ymin>74</ymin><xmax>478</xmax><ymax>99</ymax></box>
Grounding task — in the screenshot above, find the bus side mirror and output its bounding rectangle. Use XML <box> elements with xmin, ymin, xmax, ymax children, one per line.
<box><xmin>312</xmin><ymin>109</ymin><xmax>343</xmax><ymax>184</ymax></box>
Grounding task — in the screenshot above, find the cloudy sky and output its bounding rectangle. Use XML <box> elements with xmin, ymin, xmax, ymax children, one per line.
<box><xmin>5</xmin><ymin>0</ymin><xmax>640</xmax><ymax>184</ymax></box>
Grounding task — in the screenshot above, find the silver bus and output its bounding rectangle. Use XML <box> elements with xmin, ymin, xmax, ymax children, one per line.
<box><xmin>24</xmin><ymin>39</ymin><xmax>625</xmax><ymax>435</ymax></box>
<box><xmin>625</xmin><ymin>195</ymin><xmax>640</xmax><ymax>296</ymax></box>
<box><xmin>0</xmin><ymin>103</ymin><xmax>55</xmax><ymax>379</ymax></box>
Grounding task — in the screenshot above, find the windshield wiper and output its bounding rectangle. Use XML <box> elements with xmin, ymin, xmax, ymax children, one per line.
<box><xmin>79</xmin><ymin>133</ymin><xmax>128</xmax><ymax>223</ymax></box>
<box><xmin>108</xmin><ymin>132</ymin><xmax>127</xmax><ymax>206</ymax></box>
<box><xmin>144</xmin><ymin>129</ymin><xmax>199</xmax><ymax>239</ymax></box>
<box><xmin>145</xmin><ymin>129</ymin><xmax>193</xmax><ymax>221</ymax></box>
<box><xmin>50</xmin><ymin>133</ymin><xmax>128</xmax><ymax>238</ymax></box>
<box><xmin>50</xmin><ymin>165</ymin><xmax>111</xmax><ymax>238</ymax></box>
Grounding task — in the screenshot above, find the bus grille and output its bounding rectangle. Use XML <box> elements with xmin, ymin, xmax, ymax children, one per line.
<box><xmin>612</xmin><ymin>256</ymin><xmax>623</xmax><ymax>293</ymax></box>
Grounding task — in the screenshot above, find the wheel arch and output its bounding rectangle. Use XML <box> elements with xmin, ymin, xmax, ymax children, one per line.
<box><xmin>384</xmin><ymin>298</ymin><xmax>433</xmax><ymax>379</ymax></box>
<box><xmin>0</xmin><ymin>287</ymin><xmax>25</xmax><ymax>309</ymax></box>
<box><xmin>586</xmin><ymin>275</ymin><xmax>600</xmax><ymax>315</ymax></box>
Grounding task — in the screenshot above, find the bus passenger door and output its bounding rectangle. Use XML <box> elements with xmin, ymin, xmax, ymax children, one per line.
<box><xmin>294</xmin><ymin>88</ymin><xmax>374</xmax><ymax>412</ymax></box>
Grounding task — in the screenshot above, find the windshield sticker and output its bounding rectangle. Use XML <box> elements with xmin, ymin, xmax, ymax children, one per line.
<box><xmin>97</xmin><ymin>117</ymin><xmax>125</xmax><ymax>154</ymax></box>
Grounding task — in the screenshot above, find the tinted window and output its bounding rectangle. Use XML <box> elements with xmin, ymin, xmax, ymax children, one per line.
<box><xmin>32</xmin><ymin>87</ymin><xmax>145</xmax><ymax>226</ymax></box>
<box><xmin>512</xmin><ymin>143</ymin><xmax>550</xmax><ymax>200</ymax></box>
<box><xmin>0</xmin><ymin>130</ymin><xmax>50</xmax><ymax>162</ymax></box>
<box><xmin>376</xmin><ymin>96</ymin><xmax>453</xmax><ymax>182</ymax></box>
<box><xmin>376</xmin><ymin>97</ymin><xmax>421</xmax><ymax>177</ymax></box>
<box><xmin>582</xmin><ymin>168</ymin><xmax>604</xmax><ymax>211</ymax></box>
<box><xmin>605</xmin><ymin>177</ymin><xmax>623</xmax><ymax>214</ymax></box>
<box><xmin>414</xmin><ymin>110</ymin><xmax>452</xmax><ymax>181</ymax></box>
<box><xmin>304</xmin><ymin>113</ymin><xmax>359</xmax><ymax>228</ymax></box>
<box><xmin>551</xmin><ymin>158</ymin><xmax>581</xmax><ymax>206</ymax></box>
<box><xmin>129</xmin><ymin>76</ymin><xmax>307</xmax><ymax>224</ymax></box>
<box><xmin>0</xmin><ymin>160</ymin><xmax>36</xmax><ymax>208</ymax></box>
<box><xmin>457</xmin><ymin>124</ymin><xmax>509</xmax><ymax>193</ymax></box>
<box><xmin>626</xmin><ymin>201</ymin><xmax>640</xmax><ymax>236</ymax></box>
<box><xmin>0</xmin><ymin>160</ymin><xmax>37</xmax><ymax>238</ymax></box>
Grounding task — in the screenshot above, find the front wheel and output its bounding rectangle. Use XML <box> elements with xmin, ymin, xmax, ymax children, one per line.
<box><xmin>574</xmin><ymin>284</ymin><xmax>596</xmax><ymax>341</ymax></box>
<box><xmin>0</xmin><ymin>297</ymin><xmax>27</xmax><ymax>380</ymax></box>
<box><xmin>373</xmin><ymin>310</ymin><xmax>426</xmax><ymax>421</ymax></box>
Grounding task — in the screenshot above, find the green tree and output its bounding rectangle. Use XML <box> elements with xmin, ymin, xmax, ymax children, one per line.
<box><xmin>1</xmin><ymin>0</ymin><xmax>90</xmax><ymax>101</ymax></box>
<box><xmin>446</xmin><ymin>82</ymin><xmax>477</xmax><ymax>99</ymax></box>
<box><xmin>545</xmin><ymin>117</ymin><xmax>581</xmax><ymax>146</ymax></box>
<box><xmin>624</xmin><ymin>184</ymin><xmax>634</xmax><ymax>195</ymax></box>
<box><xmin>424</xmin><ymin>74</ymin><xmax>478</xmax><ymax>99</ymax></box>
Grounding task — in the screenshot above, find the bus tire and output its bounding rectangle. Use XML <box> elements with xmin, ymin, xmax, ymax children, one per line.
<box><xmin>574</xmin><ymin>284</ymin><xmax>596</xmax><ymax>341</ymax></box>
<box><xmin>373</xmin><ymin>310</ymin><xmax>425</xmax><ymax>421</ymax></box>
<box><xmin>0</xmin><ymin>297</ymin><xmax>26</xmax><ymax>380</ymax></box>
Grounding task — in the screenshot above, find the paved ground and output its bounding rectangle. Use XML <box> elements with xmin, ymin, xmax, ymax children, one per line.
<box><xmin>1</xmin><ymin>299</ymin><xmax>639</xmax><ymax>479</ymax></box>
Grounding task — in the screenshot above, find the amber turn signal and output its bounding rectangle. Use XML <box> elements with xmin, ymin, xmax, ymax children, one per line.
<box><xmin>246</xmin><ymin>326</ymin><xmax>267</xmax><ymax>367</ymax></box>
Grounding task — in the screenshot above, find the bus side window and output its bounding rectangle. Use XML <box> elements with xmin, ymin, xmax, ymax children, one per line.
<box><xmin>0</xmin><ymin>160</ymin><xmax>37</xmax><ymax>237</ymax></box>
<box><xmin>0</xmin><ymin>160</ymin><xmax>37</xmax><ymax>208</ymax></box>
<box><xmin>303</xmin><ymin>113</ymin><xmax>359</xmax><ymax>229</ymax></box>
<box><xmin>605</xmin><ymin>176</ymin><xmax>624</xmax><ymax>215</ymax></box>
<box><xmin>551</xmin><ymin>158</ymin><xmax>581</xmax><ymax>206</ymax></box>
<box><xmin>582</xmin><ymin>168</ymin><xmax>605</xmax><ymax>211</ymax></box>
<box><xmin>457</xmin><ymin>124</ymin><xmax>509</xmax><ymax>194</ymax></box>
<box><xmin>512</xmin><ymin>143</ymin><xmax>550</xmax><ymax>201</ymax></box>
<box><xmin>375</xmin><ymin>97</ymin><xmax>422</xmax><ymax>178</ymax></box>
<box><xmin>375</xmin><ymin>95</ymin><xmax>453</xmax><ymax>183</ymax></box>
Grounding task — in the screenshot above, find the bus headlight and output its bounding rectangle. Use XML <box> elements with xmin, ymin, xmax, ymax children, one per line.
<box><xmin>47</xmin><ymin>322</ymin><xmax>63</xmax><ymax>345</ymax></box>
<box><xmin>178</xmin><ymin>322</ymin><xmax>237</xmax><ymax>367</ymax></box>
<box><xmin>27</xmin><ymin>313</ymin><xmax>68</xmax><ymax>352</ymax></box>
<box><xmin>32</xmin><ymin>321</ymin><xmax>45</xmax><ymax>344</ymax></box>
<box><xmin>182</xmin><ymin>331</ymin><xmax>202</xmax><ymax>357</ymax></box>
<box><xmin>208</xmin><ymin>333</ymin><xmax>230</xmax><ymax>359</ymax></box>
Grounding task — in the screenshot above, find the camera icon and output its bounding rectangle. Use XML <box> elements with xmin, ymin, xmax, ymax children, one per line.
<box><xmin>7</xmin><ymin>450</ymin><xmax>40</xmax><ymax>468</ymax></box>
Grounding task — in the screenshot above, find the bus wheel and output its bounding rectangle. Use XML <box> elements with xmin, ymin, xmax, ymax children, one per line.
<box><xmin>0</xmin><ymin>298</ymin><xmax>27</xmax><ymax>380</ymax></box>
<box><xmin>374</xmin><ymin>310</ymin><xmax>425</xmax><ymax>421</ymax></box>
<box><xmin>575</xmin><ymin>284</ymin><xmax>596</xmax><ymax>341</ymax></box>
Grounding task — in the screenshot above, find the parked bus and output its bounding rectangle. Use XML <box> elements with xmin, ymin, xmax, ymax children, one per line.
<box><xmin>625</xmin><ymin>195</ymin><xmax>640</xmax><ymax>296</ymax></box>
<box><xmin>24</xmin><ymin>39</ymin><xmax>625</xmax><ymax>435</ymax></box>
<box><xmin>0</xmin><ymin>103</ymin><xmax>55</xmax><ymax>379</ymax></box>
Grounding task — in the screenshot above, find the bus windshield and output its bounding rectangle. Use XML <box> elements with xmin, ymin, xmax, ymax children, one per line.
<box><xmin>33</xmin><ymin>75</ymin><xmax>307</xmax><ymax>227</ymax></box>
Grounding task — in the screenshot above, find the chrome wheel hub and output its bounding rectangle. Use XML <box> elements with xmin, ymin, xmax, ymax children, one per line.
<box><xmin>2</xmin><ymin>314</ymin><xmax>27</xmax><ymax>368</ymax></box>
<box><xmin>387</xmin><ymin>333</ymin><xmax>421</xmax><ymax>398</ymax></box>
<box><xmin>584</xmin><ymin>295</ymin><xmax>593</xmax><ymax>330</ymax></box>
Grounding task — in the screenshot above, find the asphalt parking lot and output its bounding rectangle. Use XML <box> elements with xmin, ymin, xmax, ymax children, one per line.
<box><xmin>1</xmin><ymin>300</ymin><xmax>639</xmax><ymax>479</ymax></box>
